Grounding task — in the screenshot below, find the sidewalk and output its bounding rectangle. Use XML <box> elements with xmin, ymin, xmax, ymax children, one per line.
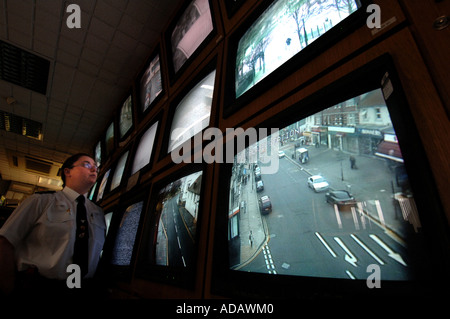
<box><xmin>281</xmin><ymin>143</ymin><xmax>417</xmax><ymax>241</ymax></box>
<box><xmin>234</xmin><ymin>164</ymin><xmax>268</xmax><ymax>269</ymax></box>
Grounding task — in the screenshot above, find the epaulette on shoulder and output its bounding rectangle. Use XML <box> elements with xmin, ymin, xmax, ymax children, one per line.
<box><xmin>34</xmin><ymin>190</ymin><xmax>56</xmax><ymax>195</ymax></box>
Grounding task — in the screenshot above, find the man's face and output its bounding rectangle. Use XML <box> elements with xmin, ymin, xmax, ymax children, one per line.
<box><xmin>66</xmin><ymin>156</ymin><xmax>98</xmax><ymax>188</ymax></box>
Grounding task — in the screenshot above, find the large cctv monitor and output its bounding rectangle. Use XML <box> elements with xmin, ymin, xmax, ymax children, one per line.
<box><xmin>168</xmin><ymin>0</ymin><xmax>214</xmax><ymax>77</ymax></box>
<box><xmin>223</xmin><ymin>0</ymin><xmax>368</xmax><ymax>116</ymax></box>
<box><xmin>100</xmin><ymin>189</ymin><xmax>150</xmax><ymax>280</ymax></box>
<box><xmin>211</xmin><ymin>54</ymin><xmax>450</xmax><ymax>299</ymax></box>
<box><xmin>166</xmin><ymin>68</ymin><xmax>216</xmax><ymax>154</ymax></box>
<box><xmin>138</xmin><ymin>53</ymin><xmax>163</xmax><ymax>114</ymax></box>
<box><xmin>135</xmin><ymin>167</ymin><xmax>205</xmax><ymax>288</ymax></box>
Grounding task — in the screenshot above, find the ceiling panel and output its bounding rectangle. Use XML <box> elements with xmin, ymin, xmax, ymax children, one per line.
<box><xmin>0</xmin><ymin>0</ymin><xmax>183</xmax><ymax>190</ymax></box>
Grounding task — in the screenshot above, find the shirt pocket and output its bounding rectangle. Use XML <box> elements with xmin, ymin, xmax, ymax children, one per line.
<box><xmin>46</xmin><ymin>201</ymin><xmax>74</xmax><ymax>223</ymax></box>
<box><xmin>44</xmin><ymin>201</ymin><xmax>75</xmax><ymax>244</ymax></box>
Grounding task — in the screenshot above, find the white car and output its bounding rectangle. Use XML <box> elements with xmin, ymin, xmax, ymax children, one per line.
<box><xmin>307</xmin><ymin>175</ymin><xmax>329</xmax><ymax>192</ymax></box>
<box><xmin>278</xmin><ymin>150</ymin><xmax>285</xmax><ymax>158</ymax></box>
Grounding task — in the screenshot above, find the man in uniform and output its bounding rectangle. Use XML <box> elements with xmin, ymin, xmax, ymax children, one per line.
<box><xmin>0</xmin><ymin>153</ymin><xmax>106</xmax><ymax>298</ymax></box>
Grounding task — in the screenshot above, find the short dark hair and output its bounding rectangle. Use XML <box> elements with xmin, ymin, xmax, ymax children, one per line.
<box><xmin>61</xmin><ymin>153</ymin><xmax>93</xmax><ymax>187</ymax></box>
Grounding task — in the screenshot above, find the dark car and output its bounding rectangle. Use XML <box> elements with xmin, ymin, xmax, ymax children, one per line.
<box><xmin>325</xmin><ymin>190</ymin><xmax>356</xmax><ymax>206</ymax></box>
<box><xmin>255</xmin><ymin>169</ymin><xmax>261</xmax><ymax>181</ymax></box>
<box><xmin>259</xmin><ymin>195</ymin><xmax>272</xmax><ymax>215</ymax></box>
<box><xmin>256</xmin><ymin>180</ymin><xmax>264</xmax><ymax>192</ymax></box>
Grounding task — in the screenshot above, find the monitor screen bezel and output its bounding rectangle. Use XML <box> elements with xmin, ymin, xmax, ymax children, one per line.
<box><xmin>165</xmin><ymin>0</ymin><xmax>218</xmax><ymax>85</ymax></box>
<box><xmin>134</xmin><ymin>164</ymin><xmax>206</xmax><ymax>289</ymax></box>
<box><xmin>211</xmin><ymin>53</ymin><xmax>450</xmax><ymax>299</ymax></box>
<box><xmin>222</xmin><ymin>0</ymin><xmax>370</xmax><ymax>118</ymax></box>
<box><xmin>221</xmin><ymin>0</ymin><xmax>247</xmax><ymax>19</ymax></box>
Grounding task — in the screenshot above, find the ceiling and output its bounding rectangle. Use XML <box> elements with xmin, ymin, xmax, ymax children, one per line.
<box><xmin>0</xmin><ymin>0</ymin><xmax>183</xmax><ymax>191</ymax></box>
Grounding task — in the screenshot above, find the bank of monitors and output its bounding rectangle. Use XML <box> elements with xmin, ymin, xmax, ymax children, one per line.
<box><xmin>211</xmin><ymin>54</ymin><xmax>450</xmax><ymax>299</ymax></box>
<box><xmin>167</xmin><ymin>0</ymin><xmax>215</xmax><ymax>78</ymax></box>
<box><xmin>166</xmin><ymin>65</ymin><xmax>216</xmax><ymax>154</ymax></box>
<box><xmin>136</xmin><ymin>167</ymin><xmax>205</xmax><ymax>287</ymax></box>
<box><xmin>224</xmin><ymin>0</ymin><xmax>368</xmax><ymax>115</ymax></box>
<box><xmin>138</xmin><ymin>52</ymin><xmax>163</xmax><ymax>115</ymax></box>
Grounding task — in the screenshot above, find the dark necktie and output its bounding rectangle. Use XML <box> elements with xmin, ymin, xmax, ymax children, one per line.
<box><xmin>73</xmin><ymin>195</ymin><xmax>89</xmax><ymax>278</ymax></box>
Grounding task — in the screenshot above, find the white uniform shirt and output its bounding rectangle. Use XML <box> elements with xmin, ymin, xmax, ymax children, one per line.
<box><xmin>0</xmin><ymin>187</ymin><xmax>106</xmax><ymax>280</ymax></box>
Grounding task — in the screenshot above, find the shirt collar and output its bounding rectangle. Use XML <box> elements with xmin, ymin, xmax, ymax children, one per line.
<box><xmin>62</xmin><ymin>186</ymin><xmax>86</xmax><ymax>202</ymax></box>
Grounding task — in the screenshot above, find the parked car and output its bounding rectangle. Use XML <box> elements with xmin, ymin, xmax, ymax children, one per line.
<box><xmin>278</xmin><ymin>150</ymin><xmax>285</xmax><ymax>158</ymax></box>
<box><xmin>297</xmin><ymin>147</ymin><xmax>309</xmax><ymax>163</ymax></box>
<box><xmin>259</xmin><ymin>195</ymin><xmax>272</xmax><ymax>215</ymax></box>
<box><xmin>256</xmin><ymin>180</ymin><xmax>264</xmax><ymax>192</ymax></box>
<box><xmin>325</xmin><ymin>190</ymin><xmax>356</xmax><ymax>206</ymax></box>
<box><xmin>307</xmin><ymin>175</ymin><xmax>329</xmax><ymax>192</ymax></box>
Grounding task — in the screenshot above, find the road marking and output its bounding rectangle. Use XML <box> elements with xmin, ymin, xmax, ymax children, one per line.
<box><xmin>262</xmin><ymin>244</ymin><xmax>276</xmax><ymax>274</ymax></box>
<box><xmin>374</xmin><ymin>200</ymin><xmax>386</xmax><ymax>227</ymax></box>
<box><xmin>357</xmin><ymin>202</ymin><xmax>366</xmax><ymax>229</ymax></box>
<box><xmin>370</xmin><ymin>234</ymin><xmax>407</xmax><ymax>266</ymax></box>
<box><xmin>351</xmin><ymin>207</ymin><xmax>360</xmax><ymax>230</ymax></box>
<box><xmin>334</xmin><ymin>237</ymin><xmax>357</xmax><ymax>267</ymax></box>
<box><xmin>346</xmin><ymin>270</ymin><xmax>356</xmax><ymax>279</ymax></box>
<box><xmin>315</xmin><ymin>232</ymin><xmax>337</xmax><ymax>257</ymax></box>
<box><xmin>333</xmin><ymin>204</ymin><xmax>342</xmax><ymax>229</ymax></box>
<box><xmin>350</xmin><ymin>234</ymin><xmax>384</xmax><ymax>265</ymax></box>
